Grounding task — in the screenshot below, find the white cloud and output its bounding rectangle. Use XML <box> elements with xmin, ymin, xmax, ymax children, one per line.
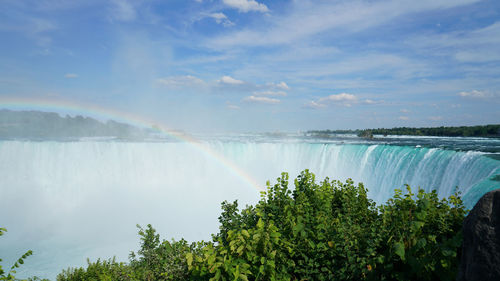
<box><xmin>305</xmin><ymin>93</ymin><xmax>358</xmax><ymax>108</ymax></box>
<box><xmin>226</xmin><ymin>103</ymin><xmax>240</xmax><ymax>110</ymax></box>
<box><xmin>30</xmin><ymin>18</ymin><xmax>57</xmax><ymax>34</ymax></box>
<box><xmin>273</xmin><ymin>54</ymin><xmax>424</xmax><ymax>79</ymax></box>
<box><xmin>213</xmin><ymin>78</ymin><xmax>289</xmax><ymax>94</ymax></box>
<box><xmin>27</xmin><ymin>0</ymin><xmax>94</xmax><ymax>11</ymax></box>
<box><xmin>362</xmin><ymin>99</ymin><xmax>379</xmax><ymax>105</ymax></box>
<box><xmin>306</xmin><ymin>93</ymin><xmax>381</xmax><ymax>109</ymax></box>
<box><xmin>243</xmin><ymin>95</ymin><xmax>280</xmax><ymax>104</ymax></box>
<box><xmin>0</xmin><ymin>17</ymin><xmax>56</xmax><ymax>43</ymax></box>
<box><xmin>218</xmin><ymin>75</ymin><xmax>245</xmax><ymax>85</ymax></box>
<box><xmin>319</xmin><ymin>93</ymin><xmax>357</xmax><ymax>103</ymax></box>
<box><xmin>64</xmin><ymin>73</ymin><xmax>78</xmax><ymax>79</ymax></box>
<box><xmin>1</xmin><ymin>17</ymin><xmax>58</xmax><ymax>47</ymax></box>
<box><xmin>303</xmin><ymin>101</ymin><xmax>326</xmax><ymax>109</ymax></box>
<box><xmin>267</xmin><ymin>81</ymin><xmax>290</xmax><ymax>90</ymax></box>
<box><xmin>409</xmin><ymin>21</ymin><xmax>500</xmax><ymax>63</ymax></box>
<box><xmin>400</xmin><ymin>109</ymin><xmax>410</xmax><ymax>113</ymax></box>
<box><xmin>398</xmin><ymin>116</ymin><xmax>409</xmax><ymax>120</ymax></box>
<box><xmin>458</xmin><ymin>90</ymin><xmax>492</xmax><ymax>98</ymax></box>
<box><xmin>110</xmin><ymin>0</ymin><xmax>136</xmax><ymax>22</ymax></box>
<box><xmin>207</xmin><ymin>12</ymin><xmax>234</xmax><ymax>26</ymax></box>
<box><xmin>156</xmin><ymin>75</ymin><xmax>205</xmax><ymax>87</ymax></box>
<box><xmin>455</xmin><ymin>51</ymin><xmax>500</xmax><ymax>63</ymax></box>
<box><xmin>209</xmin><ymin>0</ymin><xmax>479</xmax><ymax>48</ymax></box>
<box><xmin>254</xmin><ymin>90</ymin><xmax>287</xmax><ymax>96</ymax></box>
<box><xmin>222</xmin><ymin>0</ymin><xmax>269</xmax><ymax>13</ymax></box>
<box><xmin>277</xmin><ymin>82</ymin><xmax>289</xmax><ymax>90</ymax></box>
<box><xmin>430</xmin><ymin>22</ymin><xmax>500</xmax><ymax>48</ymax></box>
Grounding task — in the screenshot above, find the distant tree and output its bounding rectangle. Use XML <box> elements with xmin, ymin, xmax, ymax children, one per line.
<box><xmin>358</xmin><ymin>130</ymin><xmax>374</xmax><ymax>139</ymax></box>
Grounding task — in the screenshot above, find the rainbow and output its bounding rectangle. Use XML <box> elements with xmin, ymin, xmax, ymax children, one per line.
<box><xmin>0</xmin><ymin>96</ymin><xmax>264</xmax><ymax>191</ymax></box>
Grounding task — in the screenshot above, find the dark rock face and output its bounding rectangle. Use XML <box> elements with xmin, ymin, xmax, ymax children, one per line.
<box><xmin>457</xmin><ymin>189</ymin><xmax>500</xmax><ymax>281</ymax></box>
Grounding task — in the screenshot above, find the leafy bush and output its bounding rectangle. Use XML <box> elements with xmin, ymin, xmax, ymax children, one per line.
<box><xmin>57</xmin><ymin>224</ymin><xmax>196</xmax><ymax>281</ymax></box>
<box><xmin>188</xmin><ymin>171</ymin><xmax>466</xmax><ymax>281</ymax></box>
<box><xmin>57</xmin><ymin>170</ymin><xmax>467</xmax><ymax>281</ymax></box>
<box><xmin>57</xmin><ymin>258</ymin><xmax>132</xmax><ymax>281</ymax></box>
<box><xmin>128</xmin><ymin>224</ymin><xmax>196</xmax><ymax>281</ymax></box>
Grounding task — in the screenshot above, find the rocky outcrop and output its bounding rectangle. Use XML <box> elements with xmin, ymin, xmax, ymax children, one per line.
<box><xmin>457</xmin><ymin>189</ymin><xmax>500</xmax><ymax>281</ymax></box>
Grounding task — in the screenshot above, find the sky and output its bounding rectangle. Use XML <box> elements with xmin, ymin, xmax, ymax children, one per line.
<box><xmin>0</xmin><ymin>0</ymin><xmax>499</xmax><ymax>133</ymax></box>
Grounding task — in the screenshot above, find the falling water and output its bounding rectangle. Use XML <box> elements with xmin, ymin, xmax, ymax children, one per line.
<box><xmin>0</xmin><ymin>139</ymin><xmax>498</xmax><ymax>279</ymax></box>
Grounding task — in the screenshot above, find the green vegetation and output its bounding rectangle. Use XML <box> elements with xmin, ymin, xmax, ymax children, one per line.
<box><xmin>366</xmin><ymin>124</ymin><xmax>500</xmax><ymax>138</ymax></box>
<box><xmin>308</xmin><ymin>124</ymin><xmax>500</xmax><ymax>138</ymax></box>
<box><xmin>357</xmin><ymin>130</ymin><xmax>374</xmax><ymax>139</ymax></box>
<box><xmin>0</xmin><ymin>227</ymin><xmax>41</xmax><ymax>281</ymax></box>
<box><xmin>0</xmin><ymin>110</ymin><xmax>151</xmax><ymax>139</ymax></box>
<box><xmin>56</xmin><ymin>171</ymin><xmax>467</xmax><ymax>281</ymax></box>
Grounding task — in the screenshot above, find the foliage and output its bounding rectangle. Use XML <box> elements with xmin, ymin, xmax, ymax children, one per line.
<box><xmin>128</xmin><ymin>224</ymin><xmax>196</xmax><ymax>281</ymax></box>
<box><xmin>366</xmin><ymin>124</ymin><xmax>500</xmax><ymax>138</ymax></box>
<box><xmin>56</xmin><ymin>171</ymin><xmax>467</xmax><ymax>281</ymax></box>
<box><xmin>57</xmin><ymin>225</ymin><xmax>196</xmax><ymax>281</ymax></box>
<box><xmin>308</xmin><ymin>124</ymin><xmax>500</xmax><ymax>138</ymax></box>
<box><xmin>26</xmin><ymin>277</ymin><xmax>50</xmax><ymax>281</ymax></box>
<box><xmin>0</xmin><ymin>227</ymin><xmax>36</xmax><ymax>281</ymax></box>
<box><xmin>0</xmin><ymin>109</ymin><xmax>150</xmax><ymax>139</ymax></box>
<box><xmin>373</xmin><ymin>186</ymin><xmax>466</xmax><ymax>280</ymax></box>
<box><xmin>357</xmin><ymin>130</ymin><xmax>374</xmax><ymax>139</ymax></box>
<box><xmin>57</xmin><ymin>258</ymin><xmax>132</xmax><ymax>281</ymax></box>
<box><xmin>188</xmin><ymin>171</ymin><xmax>467</xmax><ymax>281</ymax></box>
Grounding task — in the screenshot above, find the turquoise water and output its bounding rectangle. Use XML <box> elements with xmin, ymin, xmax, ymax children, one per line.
<box><xmin>208</xmin><ymin>141</ymin><xmax>499</xmax><ymax>207</ymax></box>
<box><xmin>0</xmin><ymin>137</ymin><xmax>498</xmax><ymax>279</ymax></box>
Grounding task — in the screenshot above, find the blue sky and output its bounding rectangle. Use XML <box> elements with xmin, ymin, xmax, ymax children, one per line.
<box><xmin>1</xmin><ymin>0</ymin><xmax>499</xmax><ymax>132</ymax></box>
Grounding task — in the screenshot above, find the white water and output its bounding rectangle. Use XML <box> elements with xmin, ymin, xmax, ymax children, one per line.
<box><xmin>0</xmin><ymin>140</ymin><xmax>499</xmax><ymax>279</ymax></box>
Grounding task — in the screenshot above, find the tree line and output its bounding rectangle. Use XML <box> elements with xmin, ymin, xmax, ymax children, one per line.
<box><xmin>308</xmin><ymin>124</ymin><xmax>500</xmax><ymax>138</ymax></box>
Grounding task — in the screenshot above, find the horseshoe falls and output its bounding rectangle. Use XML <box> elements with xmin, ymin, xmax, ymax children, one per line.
<box><xmin>211</xmin><ymin>142</ymin><xmax>499</xmax><ymax>206</ymax></box>
<box><xmin>0</xmin><ymin>138</ymin><xmax>499</xmax><ymax>279</ymax></box>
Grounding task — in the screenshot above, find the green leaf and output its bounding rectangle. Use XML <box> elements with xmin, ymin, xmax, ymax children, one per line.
<box><xmin>186</xmin><ymin>253</ymin><xmax>193</xmax><ymax>266</ymax></box>
<box><xmin>411</xmin><ymin>221</ymin><xmax>425</xmax><ymax>232</ymax></box>
<box><xmin>308</xmin><ymin>240</ymin><xmax>315</xmax><ymax>249</ymax></box>
<box><xmin>442</xmin><ymin>249</ymin><xmax>456</xmax><ymax>257</ymax></box>
<box><xmin>416</xmin><ymin>238</ymin><xmax>427</xmax><ymax>249</ymax></box>
<box><xmin>394</xmin><ymin>242</ymin><xmax>406</xmax><ymax>261</ymax></box>
<box><xmin>237</xmin><ymin>245</ymin><xmax>244</xmax><ymax>255</ymax></box>
<box><xmin>257</xmin><ymin>219</ymin><xmax>264</xmax><ymax>229</ymax></box>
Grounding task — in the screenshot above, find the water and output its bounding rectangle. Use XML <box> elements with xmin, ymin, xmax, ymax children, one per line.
<box><xmin>0</xmin><ymin>134</ymin><xmax>499</xmax><ymax>279</ymax></box>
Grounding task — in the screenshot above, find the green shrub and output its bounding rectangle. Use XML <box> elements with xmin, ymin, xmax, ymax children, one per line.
<box><xmin>57</xmin><ymin>170</ymin><xmax>467</xmax><ymax>281</ymax></box>
<box><xmin>128</xmin><ymin>224</ymin><xmax>195</xmax><ymax>281</ymax></box>
<box><xmin>373</xmin><ymin>186</ymin><xmax>466</xmax><ymax>280</ymax></box>
<box><xmin>188</xmin><ymin>170</ymin><xmax>466</xmax><ymax>281</ymax></box>
<box><xmin>57</xmin><ymin>225</ymin><xmax>196</xmax><ymax>281</ymax></box>
<box><xmin>57</xmin><ymin>258</ymin><xmax>132</xmax><ymax>281</ymax></box>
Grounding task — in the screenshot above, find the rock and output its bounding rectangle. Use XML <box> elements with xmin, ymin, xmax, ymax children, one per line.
<box><xmin>457</xmin><ymin>189</ymin><xmax>500</xmax><ymax>281</ymax></box>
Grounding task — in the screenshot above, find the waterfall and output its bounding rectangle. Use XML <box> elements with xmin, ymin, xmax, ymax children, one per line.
<box><xmin>212</xmin><ymin>142</ymin><xmax>498</xmax><ymax>205</ymax></box>
<box><xmin>0</xmin><ymin>140</ymin><xmax>498</xmax><ymax>279</ymax></box>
